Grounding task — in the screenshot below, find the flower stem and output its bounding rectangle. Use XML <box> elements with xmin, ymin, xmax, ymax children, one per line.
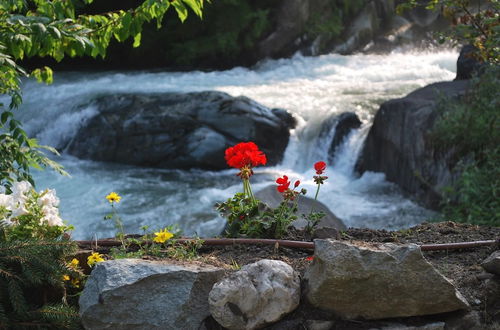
<box><xmin>309</xmin><ymin>184</ymin><xmax>321</xmax><ymax>215</ymax></box>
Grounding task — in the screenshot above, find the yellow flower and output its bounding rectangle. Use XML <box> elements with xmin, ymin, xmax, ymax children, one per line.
<box><xmin>153</xmin><ymin>228</ymin><xmax>174</xmax><ymax>243</ymax></box>
<box><xmin>62</xmin><ymin>274</ymin><xmax>70</xmax><ymax>281</ymax></box>
<box><xmin>87</xmin><ymin>252</ymin><xmax>105</xmax><ymax>267</ymax></box>
<box><xmin>106</xmin><ymin>192</ymin><xmax>121</xmax><ymax>204</ymax></box>
<box><xmin>69</xmin><ymin>258</ymin><xmax>79</xmax><ymax>269</ymax></box>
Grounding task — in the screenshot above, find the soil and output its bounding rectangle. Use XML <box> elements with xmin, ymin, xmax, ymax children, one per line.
<box><xmin>86</xmin><ymin>221</ymin><xmax>500</xmax><ymax>329</ymax></box>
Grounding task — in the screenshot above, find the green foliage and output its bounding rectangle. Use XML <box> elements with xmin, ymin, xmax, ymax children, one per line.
<box><xmin>0</xmin><ymin>0</ymin><xmax>204</xmax><ymax>190</ymax></box>
<box><xmin>216</xmin><ymin>191</ymin><xmax>317</xmax><ymax>239</ymax></box>
<box><xmin>397</xmin><ymin>0</ymin><xmax>500</xmax><ymax>64</ymax></box>
<box><xmin>158</xmin><ymin>0</ymin><xmax>271</xmax><ymax>66</ymax></box>
<box><xmin>216</xmin><ymin>193</ymin><xmax>263</xmax><ymax>238</ymax></box>
<box><xmin>0</xmin><ymin>238</ymin><xmax>82</xmax><ymax>329</ymax></box>
<box><xmin>431</xmin><ymin>66</ymin><xmax>500</xmax><ymax>226</ymax></box>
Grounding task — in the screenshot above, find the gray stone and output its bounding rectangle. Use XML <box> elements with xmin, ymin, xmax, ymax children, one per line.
<box><xmin>482</xmin><ymin>250</ymin><xmax>500</xmax><ymax>275</ymax></box>
<box><xmin>305</xmin><ymin>239</ymin><xmax>470</xmax><ymax>320</ymax></box>
<box><xmin>66</xmin><ymin>91</ymin><xmax>295</xmax><ymax>170</ymax></box>
<box><xmin>79</xmin><ymin>259</ymin><xmax>224</xmax><ymax>330</ymax></box>
<box><xmin>305</xmin><ymin>320</ymin><xmax>335</xmax><ymax>330</ymax></box>
<box><xmin>255</xmin><ymin>185</ymin><xmax>346</xmax><ymax>231</ymax></box>
<box><xmin>375</xmin><ymin>322</ymin><xmax>445</xmax><ymax>330</ymax></box>
<box><xmin>209</xmin><ymin>259</ymin><xmax>300</xmax><ymax>330</ymax></box>
<box><xmin>444</xmin><ymin>310</ymin><xmax>482</xmax><ymax>330</ymax></box>
<box><xmin>356</xmin><ymin>80</ymin><xmax>471</xmax><ymax>209</ymax></box>
<box><xmin>485</xmin><ymin>276</ymin><xmax>500</xmax><ymax>322</ymax></box>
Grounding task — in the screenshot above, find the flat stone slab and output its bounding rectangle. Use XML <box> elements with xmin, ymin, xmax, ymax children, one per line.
<box><xmin>79</xmin><ymin>259</ymin><xmax>224</xmax><ymax>330</ymax></box>
<box><xmin>305</xmin><ymin>239</ymin><xmax>470</xmax><ymax>320</ymax></box>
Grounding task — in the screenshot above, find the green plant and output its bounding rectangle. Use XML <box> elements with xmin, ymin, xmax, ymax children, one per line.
<box><xmin>397</xmin><ymin>0</ymin><xmax>500</xmax><ymax>63</ymax></box>
<box><xmin>217</xmin><ymin>143</ymin><xmax>329</xmax><ymax>238</ymax></box>
<box><xmin>0</xmin><ymin>181</ymin><xmax>72</xmax><ymax>240</ymax></box>
<box><xmin>0</xmin><ymin>0</ymin><xmax>204</xmax><ymax>190</ymax></box>
<box><xmin>0</xmin><ymin>238</ymin><xmax>82</xmax><ymax>329</ymax></box>
<box><xmin>431</xmin><ymin>66</ymin><xmax>499</xmax><ymax>226</ymax></box>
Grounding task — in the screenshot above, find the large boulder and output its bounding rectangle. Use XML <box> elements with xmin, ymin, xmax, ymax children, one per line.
<box><xmin>305</xmin><ymin>239</ymin><xmax>470</xmax><ymax>320</ymax></box>
<box><xmin>79</xmin><ymin>259</ymin><xmax>224</xmax><ymax>330</ymax></box>
<box><xmin>65</xmin><ymin>91</ymin><xmax>295</xmax><ymax>169</ymax></box>
<box><xmin>209</xmin><ymin>259</ymin><xmax>301</xmax><ymax>330</ymax></box>
<box><xmin>356</xmin><ymin>80</ymin><xmax>470</xmax><ymax>209</ymax></box>
<box><xmin>255</xmin><ymin>185</ymin><xmax>346</xmax><ymax>231</ymax></box>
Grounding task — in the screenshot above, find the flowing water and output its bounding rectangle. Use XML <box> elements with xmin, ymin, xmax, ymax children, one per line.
<box><xmin>13</xmin><ymin>50</ymin><xmax>458</xmax><ymax>239</ymax></box>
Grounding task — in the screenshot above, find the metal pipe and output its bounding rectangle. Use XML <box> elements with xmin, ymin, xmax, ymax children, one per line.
<box><xmin>75</xmin><ymin>238</ymin><xmax>498</xmax><ymax>251</ymax></box>
<box><xmin>420</xmin><ymin>239</ymin><xmax>498</xmax><ymax>251</ymax></box>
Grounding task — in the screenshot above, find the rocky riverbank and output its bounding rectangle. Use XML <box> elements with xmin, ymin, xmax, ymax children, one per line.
<box><xmin>77</xmin><ymin>222</ymin><xmax>500</xmax><ymax>329</ymax></box>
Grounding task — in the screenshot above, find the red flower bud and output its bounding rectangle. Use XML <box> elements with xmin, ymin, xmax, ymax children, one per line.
<box><xmin>294</xmin><ymin>180</ymin><xmax>300</xmax><ymax>188</ymax></box>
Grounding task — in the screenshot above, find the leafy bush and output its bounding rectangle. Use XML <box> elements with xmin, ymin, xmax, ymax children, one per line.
<box><xmin>431</xmin><ymin>66</ymin><xmax>499</xmax><ymax>226</ymax></box>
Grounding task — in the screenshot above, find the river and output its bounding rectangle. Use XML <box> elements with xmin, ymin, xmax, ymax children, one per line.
<box><xmin>15</xmin><ymin>50</ymin><xmax>458</xmax><ymax>240</ymax></box>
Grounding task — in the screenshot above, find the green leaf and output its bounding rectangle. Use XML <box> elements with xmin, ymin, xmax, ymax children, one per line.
<box><xmin>133</xmin><ymin>33</ymin><xmax>142</xmax><ymax>48</ymax></box>
<box><xmin>172</xmin><ymin>1</ymin><xmax>188</xmax><ymax>22</ymax></box>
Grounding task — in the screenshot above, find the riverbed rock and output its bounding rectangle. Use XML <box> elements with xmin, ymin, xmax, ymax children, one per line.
<box><xmin>455</xmin><ymin>45</ymin><xmax>486</xmax><ymax>80</ymax></box>
<box><xmin>255</xmin><ymin>185</ymin><xmax>346</xmax><ymax>231</ymax></box>
<box><xmin>79</xmin><ymin>259</ymin><xmax>224</xmax><ymax>330</ymax></box>
<box><xmin>334</xmin><ymin>1</ymin><xmax>380</xmax><ymax>54</ymax></box>
<box><xmin>305</xmin><ymin>239</ymin><xmax>470</xmax><ymax>320</ymax></box>
<box><xmin>356</xmin><ymin>80</ymin><xmax>470</xmax><ymax>209</ymax></box>
<box><xmin>319</xmin><ymin>112</ymin><xmax>362</xmax><ymax>162</ymax></box>
<box><xmin>208</xmin><ymin>259</ymin><xmax>300</xmax><ymax>330</ymax></box>
<box><xmin>66</xmin><ymin>91</ymin><xmax>295</xmax><ymax>169</ymax></box>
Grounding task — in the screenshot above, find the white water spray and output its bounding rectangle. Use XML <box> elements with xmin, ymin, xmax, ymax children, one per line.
<box><xmin>11</xmin><ymin>50</ymin><xmax>457</xmax><ymax>239</ymax></box>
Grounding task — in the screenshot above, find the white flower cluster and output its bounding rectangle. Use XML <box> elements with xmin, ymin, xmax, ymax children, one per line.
<box><xmin>0</xmin><ymin>181</ymin><xmax>64</xmax><ymax>227</ymax></box>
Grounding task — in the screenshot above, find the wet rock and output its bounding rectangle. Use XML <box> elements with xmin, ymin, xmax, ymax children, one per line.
<box><xmin>66</xmin><ymin>91</ymin><xmax>295</xmax><ymax>170</ymax></box>
<box><xmin>209</xmin><ymin>259</ymin><xmax>300</xmax><ymax>330</ymax></box>
<box><xmin>356</xmin><ymin>80</ymin><xmax>470</xmax><ymax>209</ymax></box>
<box><xmin>305</xmin><ymin>239</ymin><xmax>470</xmax><ymax>320</ymax></box>
<box><xmin>255</xmin><ymin>185</ymin><xmax>346</xmax><ymax>231</ymax></box>
<box><xmin>79</xmin><ymin>259</ymin><xmax>224</xmax><ymax>330</ymax></box>
<box><xmin>481</xmin><ymin>250</ymin><xmax>500</xmax><ymax>275</ymax></box>
<box><xmin>455</xmin><ymin>45</ymin><xmax>485</xmax><ymax>80</ymax></box>
<box><xmin>319</xmin><ymin>112</ymin><xmax>362</xmax><ymax>162</ymax></box>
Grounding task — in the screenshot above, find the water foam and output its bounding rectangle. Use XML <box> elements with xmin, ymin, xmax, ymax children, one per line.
<box><xmin>19</xmin><ymin>50</ymin><xmax>457</xmax><ymax>239</ymax></box>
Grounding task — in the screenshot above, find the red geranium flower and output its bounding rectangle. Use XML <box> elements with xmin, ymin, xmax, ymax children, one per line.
<box><xmin>276</xmin><ymin>175</ymin><xmax>290</xmax><ymax>193</ymax></box>
<box><xmin>306</xmin><ymin>256</ymin><xmax>314</xmax><ymax>261</ymax></box>
<box><xmin>225</xmin><ymin>142</ymin><xmax>267</xmax><ymax>169</ymax></box>
<box><xmin>314</xmin><ymin>161</ymin><xmax>326</xmax><ymax>174</ymax></box>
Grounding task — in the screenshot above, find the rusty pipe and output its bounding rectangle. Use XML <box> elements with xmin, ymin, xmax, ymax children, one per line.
<box><xmin>75</xmin><ymin>238</ymin><xmax>498</xmax><ymax>251</ymax></box>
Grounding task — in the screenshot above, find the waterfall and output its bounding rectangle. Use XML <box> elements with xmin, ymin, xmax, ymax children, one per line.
<box><xmin>6</xmin><ymin>50</ymin><xmax>458</xmax><ymax>239</ymax></box>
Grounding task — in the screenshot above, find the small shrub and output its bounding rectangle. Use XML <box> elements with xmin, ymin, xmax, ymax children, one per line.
<box><xmin>431</xmin><ymin>66</ymin><xmax>500</xmax><ymax>226</ymax></box>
